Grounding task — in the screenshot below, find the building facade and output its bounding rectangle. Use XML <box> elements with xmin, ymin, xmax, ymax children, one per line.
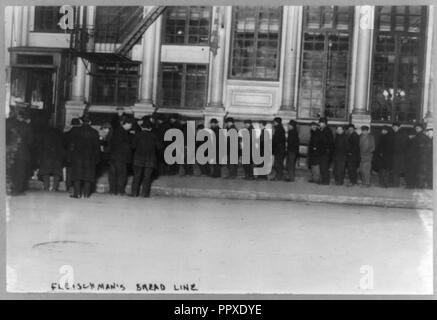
<box><xmin>4</xmin><ymin>5</ymin><xmax>436</xmax><ymax>140</ymax></box>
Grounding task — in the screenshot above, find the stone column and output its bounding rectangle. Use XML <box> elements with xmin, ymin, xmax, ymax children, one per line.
<box><xmin>351</xmin><ymin>6</ymin><xmax>374</xmax><ymax>130</ymax></box>
<box><xmin>133</xmin><ymin>6</ymin><xmax>158</xmax><ymax>118</ymax></box>
<box><xmin>84</xmin><ymin>6</ymin><xmax>96</xmax><ymax>102</ymax></box>
<box><xmin>278</xmin><ymin>6</ymin><xmax>301</xmax><ymax>121</ymax></box>
<box><xmin>204</xmin><ymin>6</ymin><xmax>227</xmax><ymax>127</ymax></box>
<box><xmin>423</xmin><ymin>5</ymin><xmax>435</xmax><ymax>128</ymax></box>
<box><xmin>21</xmin><ymin>6</ymin><xmax>29</xmax><ymax>46</ymax></box>
<box><xmin>65</xmin><ymin>6</ymin><xmax>87</xmax><ymax>125</ymax></box>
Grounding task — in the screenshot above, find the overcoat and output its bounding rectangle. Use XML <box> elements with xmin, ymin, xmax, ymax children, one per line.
<box><xmin>308</xmin><ymin>129</ymin><xmax>323</xmax><ymax>166</ymax></box>
<box><xmin>132</xmin><ymin>130</ymin><xmax>161</xmax><ymax>168</ymax></box>
<box><xmin>38</xmin><ymin>127</ymin><xmax>65</xmax><ymax>177</ymax></box>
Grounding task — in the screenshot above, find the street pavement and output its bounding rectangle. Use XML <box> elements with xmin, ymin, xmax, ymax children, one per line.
<box><xmin>6</xmin><ymin>191</ymin><xmax>433</xmax><ymax>294</ymax></box>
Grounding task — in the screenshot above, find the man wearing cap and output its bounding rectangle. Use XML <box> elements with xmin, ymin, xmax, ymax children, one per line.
<box><xmin>111</xmin><ymin>107</ymin><xmax>126</xmax><ymax>131</ymax></box>
<box><xmin>359</xmin><ymin>126</ymin><xmax>375</xmax><ymax>187</ymax></box>
<box><xmin>286</xmin><ymin>120</ymin><xmax>299</xmax><ymax>182</ymax></box>
<box><xmin>131</xmin><ymin>118</ymin><xmax>161</xmax><ymax>197</ymax></box>
<box><xmin>69</xmin><ymin>116</ymin><xmax>100</xmax><ymax>198</ymax></box>
<box><xmin>375</xmin><ymin>126</ymin><xmax>394</xmax><ymax>188</ymax></box>
<box><xmin>308</xmin><ymin>122</ymin><xmax>322</xmax><ymax>183</ymax></box>
<box><xmin>63</xmin><ymin>118</ymin><xmax>82</xmax><ymax>193</ymax></box>
<box><xmin>345</xmin><ymin>124</ymin><xmax>360</xmax><ymax>186</ymax></box>
<box><xmin>168</xmin><ymin>114</ymin><xmax>181</xmax><ymax>175</ymax></box>
<box><xmin>318</xmin><ymin>117</ymin><xmax>334</xmax><ymax>185</ymax></box>
<box><xmin>271</xmin><ymin>117</ymin><xmax>286</xmax><ymax>181</ymax></box>
<box><xmin>154</xmin><ymin>114</ymin><xmax>171</xmax><ymax>176</ymax></box>
<box><xmin>180</xmin><ymin>116</ymin><xmax>194</xmax><ymax>176</ymax></box>
<box><xmin>390</xmin><ymin>122</ymin><xmax>408</xmax><ymax>187</ymax></box>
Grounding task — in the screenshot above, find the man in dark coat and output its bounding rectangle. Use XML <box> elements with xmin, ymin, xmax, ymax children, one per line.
<box><xmin>210</xmin><ymin>118</ymin><xmax>222</xmax><ymax>178</ymax></box>
<box><xmin>318</xmin><ymin>117</ymin><xmax>334</xmax><ymax>185</ymax></box>
<box><xmin>286</xmin><ymin>120</ymin><xmax>299</xmax><ymax>182</ymax></box>
<box><xmin>308</xmin><ymin>122</ymin><xmax>322</xmax><ymax>183</ymax></box>
<box><xmin>196</xmin><ymin>124</ymin><xmax>210</xmax><ymax>176</ymax></box>
<box><xmin>242</xmin><ymin>120</ymin><xmax>255</xmax><ymax>179</ymax></box>
<box><xmin>333</xmin><ymin>125</ymin><xmax>348</xmax><ymax>185</ymax></box>
<box><xmin>154</xmin><ymin>114</ymin><xmax>171</xmax><ymax>176</ymax></box>
<box><xmin>272</xmin><ymin>117</ymin><xmax>286</xmax><ymax>181</ymax></box>
<box><xmin>224</xmin><ymin>117</ymin><xmax>239</xmax><ymax>179</ymax></box>
<box><xmin>424</xmin><ymin>127</ymin><xmax>433</xmax><ymax>189</ymax></box>
<box><xmin>410</xmin><ymin>123</ymin><xmax>428</xmax><ymax>189</ymax></box>
<box><xmin>180</xmin><ymin>117</ymin><xmax>194</xmax><ymax>176</ymax></box>
<box><xmin>63</xmin><ymin>118</ymin><xmax>82</xmax><ymax>193</ymax></box>
<box><xmin>390</xmin><ymin>122</ymin><xmax>408</xmax><ymax>187</ymax></box>
<box><xmin>375</xmin><ymin>126</ymin><xmax>394</xmax><ymax>188</ymax></box>
<box><xmin>255</xmin><ymin>120</ymin><xmax>268</xmax><ymax>180</ymax></box>
<box><xmin>168</xmin><ymin>114</ymin><xmax>181</xmax><ymax>175</ymax></box>
<box><xmin>345</xmin><ymin>124</ymin><xmax>360</xmax><ymax>185</ymax></box>
<box><xmin>69</xmin><ymin>116</ymin><xmax>100</xmax><ymax>198</ymax></box>
<box><xmin>8</xmin><ymin>110</ymin><xmax>33</xmax><ymax>195</ymax></box>
<box><xmin>38</xmin><ymin>126</ymin><xmax>65</xmax><ymax>191</ymax></box>
<box><xmin>108</xmin><ymin>115</ymin><xmax>134</xmax><ymax>195</ymax></box>
<box><xmin>131</xmin><ymin>118</ymin><xmax>161</xmax><ymax>197</ymax></box>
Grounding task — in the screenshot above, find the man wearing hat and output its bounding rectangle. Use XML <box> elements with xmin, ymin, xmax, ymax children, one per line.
<box><xmin>333</xmin><ymin>125</ymin><xmax>348</xmax><ymax>185</ymax></box>
<box><xmin>345</xmin><ymin>124</ymin><xmax>360</xmax><ymax>186</ymax></box>
<box><xmin>424</xmin><ymin>126</ymin><xmax>433</xmax><ymax>189</ymax></box>
<box><xmin>131</xmin><ymin>117</ymin><xmax>161</xmax><ymax>197</ymax></box>
<box><xmin>242</xmin><ymin>120</ymin><xmax>255</xmax><ymax>179</ymax></box>
<box><xmin>209</xmin><ymin>118</ymin><xmax>222</xmax><ymax>178</ymax></box>
<box><xmin>308</xmin><ymin>122</ymin><xmax>322</xmax><ymax>183</ymax></box>
<box><xmin>286</xmin><ymin>120</ymin><xmax>299</xmax><ymax>182</ymax></box>
<box><xmin>359</xmin><ymin>125</ymin><xmax>375</xmax><ymax>186</ymax></box>
<box><xmin>168</xmin><ymin>113</ymin><xmax>181</xmax><ymax>175</ymax></box>
<box><xmin>68</xmin><ymin>116</ymin><xmax>100</xmax><ymax>198</ymax></box>
<box><xmin>390</xmin><ymin>122</ymin><xmax>408</xmax><ymax>187</ymax></box>
<box><xmin>318</xmin><ymin>117</ymin><xmax>334</xmax><ymax>185</ymax></box>
<box><xmin>111</xmin><ymin>107</ymin><xmax>126</xmax><ymax>131</ymax></box>
<box><xmin>154</xmin><ymin>114</ymin><xmax>171</xmax><ymax>176</ymax></box>
<box><xmin>224</xmin><ymin>117</ymin><xmax>239</xmax><ymax>179</ymax></box>
<box><xmin>63</xmin><ymin>118</ymin><xmax>82</xmax><ymax>193</ymax></box>
<box><xmin>408</xmin><ymin>123</ymin><xmax>428</xmax><ymax>188</ymax></box>
<box><xmin>271</xmin><ymin>117</ymin><xmax>286</xmax><ymax>181</ymax></box>
<box><xmin>375</xmin><ymin>126</ymin><xmax>394</xmax><ymax>188</ymax></box>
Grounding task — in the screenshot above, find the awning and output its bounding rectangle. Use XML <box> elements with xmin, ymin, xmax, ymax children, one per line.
<box><xmin>72</xmin><ymin>51</ymin><xmax>141</xmax><ymax>66</ymax></box>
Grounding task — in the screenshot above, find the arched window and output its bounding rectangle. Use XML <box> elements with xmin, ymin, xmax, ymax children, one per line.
<box><xmin>370</xmin><ymin>6</ymin><xmax>428</xmax><ymax>123</ymax></box>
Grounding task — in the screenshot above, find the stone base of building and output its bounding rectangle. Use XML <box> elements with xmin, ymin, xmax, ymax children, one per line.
<box><xmin>351</xmin><ymin>112</ymin><xmax>371</xmax><ymax>133</ymax></box>
<box><xmin>65</xmin><ymin>100</ymin><xmax>87</xmax><ymax>127</ymax></box>
<box><xmin>277</xmin><ymin>109</ymin><xmax>297</xmax><ymax>123</ymax></box>
<box><xmin>132</xmin><ymin>102</ymin><xmax>156</xmax><ymax>118</ymax></box>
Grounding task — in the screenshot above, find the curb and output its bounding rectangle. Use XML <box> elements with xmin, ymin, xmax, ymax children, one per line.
<box><xmin>28</xmin><ymin>180</ymin><xmax>432</xmax><ymax>210</ymax></box>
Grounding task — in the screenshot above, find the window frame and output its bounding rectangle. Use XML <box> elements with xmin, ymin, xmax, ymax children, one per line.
<box><xmin>162</xmin><ymin>6</ymin><xmax>212</xmax><ymax>46</ymax></box>
<box><xmin>228</xmin><ymin>6</ymin><xmax>283</xmax><ymax>81</ymax></box>
<box><xmin>369</xmin><ymin>6</ymin><xmax>428</xmax><ymax>123</ymax></box>
<box><xmin>158</xmin><ymin>62</ymin><xmax>209</xmax><ymax>109</ymax></box>
<box><xmin>297</xmin><ymin>6</ymin><xmax>354</xmax><ymax>121</ymax></box>
<box><xmin>90</xmin><ymin>62</ymin><xmax>140</xmax><ymax>107</ymax></box>
<box><xmin>33</xmin><ymin>6</ymin><xmax>63</xmax><ymax>33</ymax></box>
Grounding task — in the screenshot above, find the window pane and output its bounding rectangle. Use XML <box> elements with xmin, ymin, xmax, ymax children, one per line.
<box><xmin>162</xmin><ymin>63</ymin><xmax>183</xmax><ymax>107</ymax></box>
<box><xmin>34</xmin><ymin>6</ymin><xmax>62</xmax><ymax>33</ymax></box>
<box><xmin>298</xmin><ymin>6</ymin><xmax>353</xmax><ymax>120</ymax></box>
<box><xmin>230</xmin><ymin>6</ymin><xmax>282</xmax><ymax>80</ymax></box>
<box><xmin>371</xmin><ymin>6</ymin><xmax>427</xmax><ymax>123</ymax></box>
<box><xmin>164</xmin><ymin>6</ymin><xmax>211</xmax><ymax>45</ymax></box>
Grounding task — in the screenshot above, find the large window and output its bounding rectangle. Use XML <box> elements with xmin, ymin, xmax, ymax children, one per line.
<box><xmin>95</xmin><ymin>6</ymin><xmax>142</xmax><ymax>43</ymax></box>
<box><xmin>371</xmin><ymin>6</ymin><xmax>427</xmax><ymax>123</ymax></box>
<box><xmin>34</xmin><ymin>6</ymin><xmax>63</xmax><ymax>33</ymax></box>
<box><xmin>160</xmin><ymin>63</ymin><xmax>208</xmax><ymax>109</ymax></box>
<box><xmin>91</xmin><ymin>63</ymin><xmax>140</xmax><ymax>106</ymax></box>
<box><xmin>163</xmin><ymin>6</ymin><xmax>211</xmax><ymax>45</ymax></box>
<box><xmin>229</xmin><ymin>6</ymin><xmax>282</xmax><ymax>80</ymax></box>
<box><xmin>297</xmin><ymin>6</ymin><xmax>354</xmax><ymax>119</ymax></box>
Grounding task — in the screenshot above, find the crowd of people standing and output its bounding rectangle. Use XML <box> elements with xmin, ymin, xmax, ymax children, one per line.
<box><xmin>5</xmin><ymin>108</ymin><xmax>433</xmax><ymax>199</ymax></box>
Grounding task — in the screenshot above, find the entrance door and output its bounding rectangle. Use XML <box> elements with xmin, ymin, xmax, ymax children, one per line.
<box><xmin>10</xmin><ymin>67</ymin><xmax>55</xmax><ymax>125</ymax></box>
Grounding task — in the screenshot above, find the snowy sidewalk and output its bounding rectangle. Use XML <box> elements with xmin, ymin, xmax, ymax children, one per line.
<box><xmin>28</xmin><ymin>171</ymin><xmax>433</xmax><ymax>210</ymax></box>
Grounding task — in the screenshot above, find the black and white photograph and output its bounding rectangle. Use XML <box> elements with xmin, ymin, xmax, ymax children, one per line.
<box><xmin>3</xmin><ymin>3</ymin><xmax>435</xmax><ymax>295</ymax></box>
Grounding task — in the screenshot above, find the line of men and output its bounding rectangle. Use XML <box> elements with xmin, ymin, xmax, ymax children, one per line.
<box><xmin>305</xmin><ymin>118</ymin><xmax>433</xmax><ymax>189</ymax></box>
<box><xmin>6</xmin><ymin>109</ymin><xmax>433</xmax><ymax>199</ymax></box>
